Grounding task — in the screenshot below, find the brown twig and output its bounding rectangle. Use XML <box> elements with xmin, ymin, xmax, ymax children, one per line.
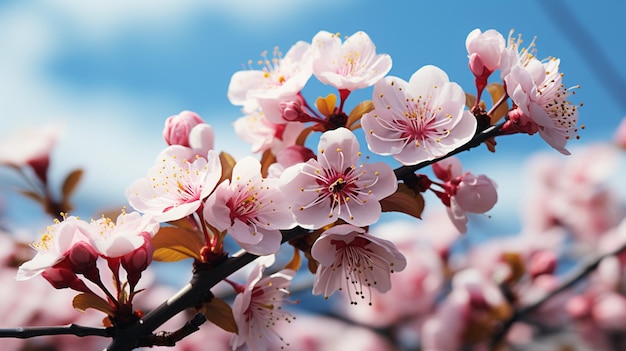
<box><xmin>0</xmin><ymin>324</ymin><xmax>114</xmax><ymax>339</ymax></box>
<box><xmin>137</xmin><ymin>313</ymin><xmax>207</xmax><ymax>347</ymax></box>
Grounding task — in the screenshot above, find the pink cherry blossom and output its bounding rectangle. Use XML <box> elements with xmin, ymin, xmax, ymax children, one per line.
<box><xmin>126</xmin><ymin>146</ymin><xmax>222</xmax><ymax>222</ymax></box>
<box><xmin>311</xmin><ymin>224</ymin><xmax>406</xmax><ymax>305</ymax></box>
<box><xmin>228</xmin><ymin>42</ymin><xmax>313</xmax><ymax>122</ymax></box>
<box><xmin>501</xmin><ymin>32</ymin><xmax>580</xmax><ymax>154</ymax></box>
<box><xmin>565</xmin><ymin>264</ymin><xmax>626</xmax><ymax>351</ymax></box>
<box><xmin>361</xmin><ymin>65</ymin><xmax>477</xmax><ymax>165</ymax></box>
<box><xmin>231</xmin><ymin>255</ymin><xmax>296</xmax><ymax>351</ymax></box>
<box><xmin>16</xmin><ymin>216</ymin><xmax>96</xmax><ymax>280</ymax></box>
<box><xmin>341</xmin><ymin>220</ymin><xmax>444</xmax><ymax>327</ymax></box>
<box><xmin>279</xmin><ymin>127</ymin><xmax>397</xmax><ymax>229</ymax></box>
<box><xmin>421</xmin><ymin>291</ymin><xmax>468</xmax><ymax>351</ymax></box>
<box><xmin>521</xmin><ymin>145</ymin><xmax>622</xmax><ymax>245</ymax></box>
<box><xmin>90</xmin><ymin>210</ymin><xmax>159</xmax><ymax>258</ymax></box>
<box><xmin>233</xmin><ymin>109</ymin><xmax>304</xmax><ymax>154</ymax></box>
<box><xmin>267</xmin><ymin>145</ymin><xmax>316</xmax><ymax>179</ymax></box>
<box><xmin>0</xmin><ymin>124</ymin><xmax>62</xmax><ymax>183</ymax></box>
<box><xmin>432</xmin><ymin>157</ymin><xmax>498</xmax><ymax>233</ymax></box>
<box><xmin>422</xmin><ymin>269</ymin><xmax>508</xmax><ymax>351</ymax></box>
<box><xmin>312</xmin><ymin>31</ymin><xmax>391</xmax><ymax>91</ymax></box>
<box><xmin>203</xmin><ymin>157</ymin><xmax>294</xmax><ymax>255</ymax></box>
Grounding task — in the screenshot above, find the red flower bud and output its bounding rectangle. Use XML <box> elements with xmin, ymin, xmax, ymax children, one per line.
<box><xmin>42</xmin><ymin>263</ymin><xmax>90</xmax><ymax>293</ymax></box>
<box><xmin>68</xmin><ymin>241</ymin><xmax>98</xmax><ymax>275</ymax></box>
<box><xmin>121</xmin><ymin>233</ymin><xmax>153</xmax><ymax>288</ymax></box>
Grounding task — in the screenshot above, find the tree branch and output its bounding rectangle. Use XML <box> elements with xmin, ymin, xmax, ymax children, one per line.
<box><xmin>104</xmin><ymin>227</ymin><xmax>309</xmax><ymax>351</ymax></box>
<box><xmin>0</xmin><ymin>324</ymin><xmax>114</xmax><ymax>339</ymax></box>
<box><xmin>137</xmin><ymin>313</ymin><xmax>207</xmax><ymax>347</ymax></box>
<box><xmin>491</xmin><ymin>240</ymin><xmax>626</xmax><ymax>348</ymax></box>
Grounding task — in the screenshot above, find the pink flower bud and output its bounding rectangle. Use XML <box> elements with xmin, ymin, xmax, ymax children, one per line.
<box><xmin>503</xmin><ymin>108</ymin><xmax>539</xmax><ymax>135</ymax></box>
<box><xmin>121</xmin><ymin>232</ymin><xmax>153</xmax><ymax>276</ymax></box>
<box><xmin>566</xmin><ymin>295</ymin><xmax>592</xmax><ymax>319</ymax></box>
<box><xmin>432</xmin><ymin>157</ymin><xmax>462</xmax><ymax>182</ymax></box>
<box><xmin>465</xmin><ymin>29</ymin><xmax>505</xmax><ymax>76</ymax></box>
<box><xmin>528</xmin><ymin>250</ymin><xmax>557</xmax><ymax>278</ymax></box>
<box><xmin>468</xmin><ymin>53</ymin><xmax>486</xmax><ymax>78</ymax></box>
<box><xmin>68</xmin><ymin>241</ymin><xmax>98</xmax><ymax>274</ymax></box>
<box><xmin>162</xmin><ymin>110</ymin><xmax>204</xmax><ymax>147</ymax></box>
<box><xmin>42</xmin><ymin>263</ymin><xmax>90</xmax><ymax>292</ymax></box>
<box><xmin>455</xmin><ymin>174</ymin><xmax>498</xmax><ymax>213</ymax></box>
<box><xmin>42</xmin><ymin>266</ymin><xmax>77</xmax><ymax>289</ymax></box>
<box><xmin>279</xmin><ymin>100</ymin><xmax>306</xmax><ymax>122</ymax></box>
<box><xmin>27</xmin><ymin>155</ymin><xmax>51</xmax><ymax>185</ymax></box>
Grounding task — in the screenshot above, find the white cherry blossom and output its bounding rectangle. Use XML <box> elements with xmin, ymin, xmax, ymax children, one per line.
<box><xmin>228</xmin><ymin>42</ymin><xmax>313</xmax><ymax>122</ymax></box>
<box><xmin>126</xmin><ymin>145</ymin><xmax>222</xmax><ymax>222</ymax></box>
<box><xmin>500</xmin><ymin>31</ymin><xmax>580</xmax><ymax>154</ymax></box>
<box><xmin>312</xmin><ymin>31</ymin><xmax>391</xmax><ymax>91</ymax></box>
<box><xmin>90</xmin><ymin>210</ymin><xmax>159</xmax><ymax>258</ymax></box>
<box><xmin>233</xmin><ymin>109</ymin><xmax>304</xmax><ymax>154</ymax></box>
<box><xmin>16</xmin><ymin>216</ymin><xmax>96</xmax><ymax>280</ymax></box>
<box><xmin>231</xmin><ymin>255</ymin><xmax>296</xmax><ymax>351</ymax></box>
<box><xmin>279</xmin><ymin>127</ymin><xmax>397</xmax><ymax>229</ymax></box>
<box><xmin>361</xmin><ymin>65</ymin><xmax>477</xmax><ymax>165</ymax></box>
<box><xmin>204</xmin><ymin>157</ymin><xmax>294</xmax><ymax>255</ymax></box>
<box><xmin>311</xmin><ymin>224</ymin><xmax>406</xmax><ymax>305</ymax></box>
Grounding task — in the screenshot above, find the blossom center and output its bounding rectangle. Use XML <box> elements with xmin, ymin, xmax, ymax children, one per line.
<box><xmin>229</xmin><ymin>186</ymin><xmax>261</xmax><ymax>224</ymax></box>
<box><xmin>396</xmin><ymin>95</ymin><xmax>451</xmax><ymax>147</ymax></box>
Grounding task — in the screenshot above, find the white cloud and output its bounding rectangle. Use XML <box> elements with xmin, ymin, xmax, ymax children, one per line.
<box><xmin>35</xmin><ymin>0</ymin><xmax>350</xmax><ymax>43</ymax></box>
<box><xmin>0</xmin><ymin>0</ymin><xmax>273</xmax><ymax>220</ymax></box>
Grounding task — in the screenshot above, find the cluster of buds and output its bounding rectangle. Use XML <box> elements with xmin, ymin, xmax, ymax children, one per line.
<box><xmin>17</xmin><ymin>211</ymin><xmax>158</xmax><ymax>327</ymax></box>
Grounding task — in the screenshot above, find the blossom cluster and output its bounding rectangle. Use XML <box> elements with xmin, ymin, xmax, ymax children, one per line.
<box><xmin>0</xmin><ymin>26</ymin><xmax>599</xmax><ymax>351</ymax></box>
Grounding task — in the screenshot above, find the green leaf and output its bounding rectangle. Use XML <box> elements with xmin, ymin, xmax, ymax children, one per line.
<box><xmin>73</xmin><ymin>293</ymin><xmax>115</xmax><ymax>316</ymax></box>
<box><xmin>200</xmin><ymin>297</ymin><xmax>238</xmax><ymax>333</ymax></box>
<box><xmin>379</xmin><ymin>183</ymin><xmax>425</xmax><ymax>219</ymax></box>
<box><xmin>152</xmin><ymin>226</ymin><xmax>203</xmax><ymax>262</ymax></box>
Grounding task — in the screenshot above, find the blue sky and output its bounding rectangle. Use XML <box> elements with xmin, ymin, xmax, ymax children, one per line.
<box><xmin>1</xmin><ymin>0</ymin><xmax>625</xmax><ymax>236</ymax></box>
